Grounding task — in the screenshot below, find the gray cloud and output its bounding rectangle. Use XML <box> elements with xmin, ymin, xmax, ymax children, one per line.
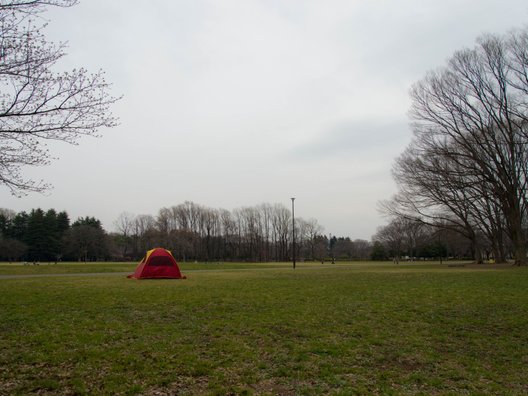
<box><xmin>290</xmin><ymin>119</ymin><xmax>411</xmax><ymax>160</ymax></box>
<box><xmin>1</xmin><ymin>0</ymin><xmax>527</xmax><ymax>239</ymax></box>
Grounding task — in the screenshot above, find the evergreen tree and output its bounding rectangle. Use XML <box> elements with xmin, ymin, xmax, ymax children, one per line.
<box><xmin>72</xmin><ymin>217</ymin><xmax>103</xmax><ymax>228</ymax></box>
<box><xmin>64</xmin><ymin>216</ymin><xmax>109</xmax><ymax>261</ymax></box>
<box><xmin>8</xmin><ymin>211</ymin><xmax>28</xmax><ymax>241</ymax></box>
<box><xmin>26</xmin><ymin>209</ymin><xmax>47</xmax><ymax>261</ymax></box>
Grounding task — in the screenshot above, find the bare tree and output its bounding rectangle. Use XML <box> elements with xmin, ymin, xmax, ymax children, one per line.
<box><xmin>134</xmin><ymin>214</ymin><xmax>156</xmax><ymax>236</ymax></box>
<box><xmin>133</xmin><ymin>214</ymin><xmax>156</xmax><ymax>253</ymax></box>
<box><xmin>113</xmin><ymin>211</ymin><xmax>135</xmax><ymax>257</ymax></box>
<box><xmin>373</xmin><ymin>219</ymin><xmax>406</xmax><ymax>263</ymax></box>
<box><xmin>299</xmin><ymin>217</ymin><xmax>324</xmax><ymax>260</ymax></box>
<box><xmin>385</xmin><ymin>29</ymin><xmax>528</xmax><ymax>264</ymax></box>
<box><xmin>219</xmin><ymin>208</ymin><xmax>237</xmax><ymax>259</ymax></box>
<box><xmin>352</xmin><ymin>239</ymin><xmax>371</xmax><ymax>260</ymax></box>
<box><xmin>271</xmin><ymin>203</ymin><xmax>291</xmax><ymax>261</ymax></box>
<box><xmin>258</xmin><ymin>203</ymin><xmax>273</xmax><ymax>261</ymax></box>
<box><xmin>114</xmin><ymin>211</ymin><xmax>135</xmax><ymax>237</ymax></box>
<box><xmin>383</xmin><ymin>143</ymin><xmax>489</xmax><ymax>262</ymax></box>
<box><xmin>201</xmin><ymin>207</ymin><xmax>220</xmax><ymax>260</ymax></box>
<box><xmin>0</xmin><ymin>0</ymin><xmax>120</xmax><ymax>195</ymax></box>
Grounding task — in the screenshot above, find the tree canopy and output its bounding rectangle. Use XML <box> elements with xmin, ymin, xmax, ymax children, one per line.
<box><xmin>382</xmin><ymin>28</ymin><xmax>528</xmax><ymax>264</ymax></box>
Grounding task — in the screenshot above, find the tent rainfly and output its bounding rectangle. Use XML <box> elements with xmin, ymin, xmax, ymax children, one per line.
<box><xmin>127</xmin><ymin>248</ymin><xmax>186</xmax><ymax>279</ymax></box>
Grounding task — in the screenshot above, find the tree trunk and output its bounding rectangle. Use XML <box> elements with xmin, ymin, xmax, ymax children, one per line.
<box><xmin>511</xmin><ymin>229</ymin><xmax>527</xmax><ymax>265</ymax></box>
<box><xmin>470</xmin><ymin>237</ymin><xmax>483</xmax><ymax>264</ymax></box>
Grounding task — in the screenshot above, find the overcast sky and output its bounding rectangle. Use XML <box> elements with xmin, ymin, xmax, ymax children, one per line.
<box><xmin>1</xmin><ymin>0</ymin><xmax>527</xmax><ymax>239</ymax></box>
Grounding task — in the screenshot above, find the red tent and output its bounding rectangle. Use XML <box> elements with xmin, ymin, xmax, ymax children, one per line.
<box><xmin>127</xmin><ymin>248</ymin><xmax>186</xmax><ymax>279</ymax></box>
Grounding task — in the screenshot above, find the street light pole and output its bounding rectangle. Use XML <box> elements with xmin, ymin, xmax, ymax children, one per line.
<box><xmin>291</xmin><ymin>197</ymin><xmax>296</xmax><ymax>270</ymax></box>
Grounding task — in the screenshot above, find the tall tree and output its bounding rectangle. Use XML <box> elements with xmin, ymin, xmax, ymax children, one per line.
<box><xmin>0</xmin><ymin>0</ymin><xmax>120</xmax><ymax>195</ymax></box>
<box><xmin>65</xmin><ymin>216</ymin><xmax>108</xmax><ymax>261</ymax></box>
<box><xmin>373</xmin><ymin>219</ymin><xmax>405</xmax><ymax>262</ymax></box>
<box><xmin>0</xmin><ymin>208</ymin><xmax>16</xmax><ymax>236</ymax></box>
<box><xmin>385</xmin><ymin>28</ymin><xmax>528</xmax><ymax>265</ymax></box>
<box><xmin>113</xmin><ymin>211</ymin><xmax>135</xmax><ymax>257</ymax></box>
<box><xmin>21</xmin><ymin>208</ymin><xmax>70</xmax><ymax>261</ymax></box>
<box><xmin>299</xmin><ymin>218</ymin><xmax>324</xmax><ymax>260</ymax></box>
<box><xmin>25</xmin><ymin>208</ymin><xmax>47</xmax><ymax>260</ymax></box>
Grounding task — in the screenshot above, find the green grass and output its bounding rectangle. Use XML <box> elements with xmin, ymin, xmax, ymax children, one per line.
<box><xmin>1</xmin><ymin>262</ymin><xmax>527</xmax><ymax>394</ymax></box>
<box><xmin>0</xmin><ymin>260</ymin><xmax>327</xmax><ymax>276</ymax></box>
<box><xmin>0</xmin><ymin>261</ymin><xmax>274</xmax><ymax>276</ymax></box>
<box><xmin>0</xmin><ymin>262</ymin><xmax>136</xmax><ymax>276</ymax></box>
<box><xmin>0</xmin><ymin>260</ymin><xmax>473</xmax><ymax>276</ymax></box>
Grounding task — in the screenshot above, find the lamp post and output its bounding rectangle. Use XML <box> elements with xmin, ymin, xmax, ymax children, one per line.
<box><xmin>291</xmin><ymin>197</ymin><xmax>296</xmax><ymax>270</ymax></box>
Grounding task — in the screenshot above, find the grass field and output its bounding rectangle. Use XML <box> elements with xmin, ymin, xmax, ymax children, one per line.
<box><xmin>1</xmin><ymin>261</ymin><xmax>527</xmax><ymax>395</ymax></box>
<box><xmin>0</xmin><ymin>261</ymin><xmax>302</xmax><ymax>276</ymax></box>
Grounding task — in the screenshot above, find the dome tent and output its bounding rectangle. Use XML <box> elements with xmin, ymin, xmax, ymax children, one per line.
<box><xmin>127</xmin><ymin>248</ymin><xmax>186</xmax><ymax>279</ymax></box>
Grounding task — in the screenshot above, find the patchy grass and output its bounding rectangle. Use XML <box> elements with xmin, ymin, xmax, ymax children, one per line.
<box><xmin>0</xmin><ymin>261</ymin><xmax>324</xmax><ymax>276</ymax></box>
<box><xmin>0</xmin><ymin>262</ymin><xmax>136</xmax><ymax>276</ymax></box>
<box><xmin>0</xmin><ymin>260</ymin><xmax>472</xmax><ymax>276</ymax></box>
<box><xmin>0</xmin><ymin>263</ymin><xmax>527</xmax><ymax>394</ymax></box>
<box><xmin>0</xmin><ymin>262</ymin><xmax>268</xmax><ymax>277</ymax></box>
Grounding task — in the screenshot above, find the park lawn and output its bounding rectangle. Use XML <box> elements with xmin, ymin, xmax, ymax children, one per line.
<box><xmin>0</xmin><ymin>264</ymin><xmax>527</xmax><ymax>394</ymax></box>
<box><xmin>0</xmin><ymin>260</ymin><xmax>469</xmax><ymax>276</ymax></box>
<box><xmin>0</xmin><ymin>261</ymin><xmax>326</xmax><ymax>276</ymax></box>
<box><xmin>0</xmin><ymin>262</ymin><xmax>136</xmax><ymax>276</ymax></box>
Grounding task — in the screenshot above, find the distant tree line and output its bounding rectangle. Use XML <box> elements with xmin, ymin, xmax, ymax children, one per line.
<box><xmin>0</xmin><ymin>202</ymin><xmax>374</xmax><ymax>262</ymax></box>
<box><xmin>379</xmin><ymin>28</ymin><xmax>528</xmax><ymax>265</ymax></box>
<box><xmin>0</xmin><ymin>208</ymin><xmax>108</xmax><ymax>262</ymax></box>
<box><xmin>112</xmin><ymin>201</ymin><xmax>371</xmax><ymax>262</ymax></box>
<box><xmin>0</xmin><ymin>204</ymin><xmax>480</xmax><ymax>263</ymax></box>
<box><xmin>371</xmin><ymin>218</ymin><xmax>482</xmax><ymax>262</ymax></box>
